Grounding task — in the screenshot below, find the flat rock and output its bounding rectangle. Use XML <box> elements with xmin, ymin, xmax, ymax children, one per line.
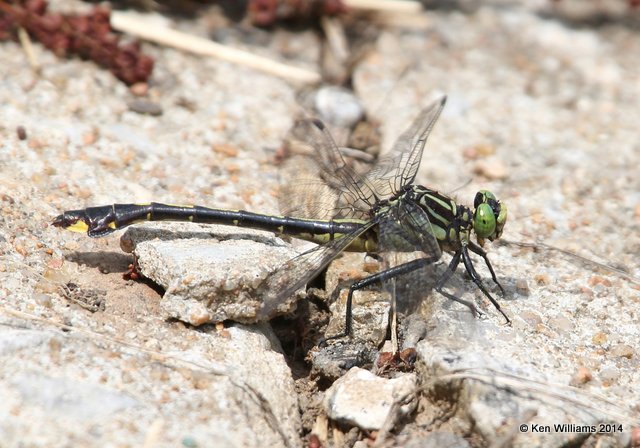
<box><xmin>416</xmin><ymin>311</ymin><xmax>634</xmax><ymax>448</ymax></box>
<box><xmin>122</xmin><ymin>223</ymin><xmax>304</xmax><ymax>325</ymax></box>
<box><xmin>0</xmin><ymin>325</ymin><xmax>301</xmax><ymax>448</ymax></box>
<box><xmin>323</xmin><ymin>367</ymin><xmax>417</xmax><ymax>431</ymax></box>
<box><xmin>0</xmin><ymin>329</ymin><xmax>55</xmax><ymax>355</ymax></box>
<box><xmin>11</xmin><ymin>373</ymin><xmax>139</xmax><ymax>419</ymax></box>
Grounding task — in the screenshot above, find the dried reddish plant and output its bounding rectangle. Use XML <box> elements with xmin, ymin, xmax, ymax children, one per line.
<box><xmin>247</xmin><ymin>0</ymin><xmax>346</xmax><ymax>27</ymax></box>
<box><xmin>0</xmin><ymin>0</ymin><xmax>153</xmax><ymax>84</ymax></box>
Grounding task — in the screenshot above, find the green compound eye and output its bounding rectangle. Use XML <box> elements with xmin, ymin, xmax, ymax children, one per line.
<box><xmin>474</xmin><ymin>203</ymin><xmax>496</xmax><ymax>239</ymax></box>
<box><xmin>474</xmin><ymin>190</ymin><xmax>496</xmax><ymax>209</ymax></box>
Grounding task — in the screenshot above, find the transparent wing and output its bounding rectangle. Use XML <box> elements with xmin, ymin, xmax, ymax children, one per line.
<box><xmin>256</xmin><ymin>219</ymin><xmax>378</xmax><ymax>320</ymax></box>
<box><xmin>278</xmin><ymin>155</ymin><xmax>369</xmax><ymax>220</ymax></box>
<box><xmin>280</xmin><ymin>97</ymin><xmax>446</xmax><ymax>221</ymax></box>
<box><xmin>365</xmin><ymin>96</ymin><xmax>446</xmax><ymax>198</ymax></box>
<box><xmin>287</xmin><ymin>119</ymin><xmax>382</xmax><ymax>217</ymax></box>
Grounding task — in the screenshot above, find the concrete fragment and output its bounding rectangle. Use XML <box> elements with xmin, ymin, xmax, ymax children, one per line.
<box><xmin>11</xmin><ymin>373</ymin><xmax>139</xmax><ymax>419</ymax></box>
<box><xmin>0</xmin><ymin>323</ymin><xmax>302</xmax><ymax>448</ymax></box>
<box><xmin>0</xmin><ymin>329</ymin><xmax>55</xmax><ymax>355</ymax></box>
<box><xmin>416</xmin><ymin>321</ymin><xmax>634</xmax><ymax>448</ymax></box>
<box><xmin>323</xmin><ymin>367</ymin><xmax>417</xmax><ymax>431</ymax></box>
<box><xmin>122</xmin><ymin>223</ymin><xmax>303</xmax><ymax>325</ymax></box>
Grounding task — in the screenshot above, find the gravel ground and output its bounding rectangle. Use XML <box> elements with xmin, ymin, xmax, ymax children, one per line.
<box><xmin>1</xmin><ymin>1</ymin><xmax>639</xmax><ymax>447</ymax></box>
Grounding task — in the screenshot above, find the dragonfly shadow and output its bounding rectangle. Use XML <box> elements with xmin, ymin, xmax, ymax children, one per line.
<box><xmin>64</xmin><ymin>251</ymin><xmax>132</xmax><ymax>274</ymax></box>
<box><xmin>329</xmin><ymin>259</ymin><xmax>511</xmax><ymax>321</ymax></box>
<box><xmin>393</xmin><ymin>261</ymin><xmax>521</xmax><ymax>320</ymax></box>
<box><xmin>390</xmin><ymin>264</ymin><xmax>439</xmax><ymax>317</ymax></box>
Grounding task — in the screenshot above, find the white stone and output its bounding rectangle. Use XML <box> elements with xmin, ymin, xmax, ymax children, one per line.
<box><xmin>323</xmin><ymin>367</ymin><xmax>417</xmax><ymax>430</ymax></box>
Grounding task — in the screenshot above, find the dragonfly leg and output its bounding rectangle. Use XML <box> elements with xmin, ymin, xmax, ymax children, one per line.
<box><xmin>468</xmin><ymin>241</ymin><xmax>505</xmax><ymax>296</ymax></box>
<box><xmin>462</xmin><ymin>247</ymin><xmax>511</xmax><ymax>324</ymax></box>
<box><xmin>322</xmin><ymin>255</ymin><xmax>440</xmax><ymax>343</ymax></box>
<box><xmin>435</xmin><ymin>251</ymin><xmax>460</xmax><ymax>290</ymax></box>
<box><xmin>435</xmin><ymin>252</ymin><xmax>483</xmax><ymax>318</ymax></box>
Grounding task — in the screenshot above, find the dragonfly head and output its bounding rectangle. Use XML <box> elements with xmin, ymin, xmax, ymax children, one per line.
<box><xmin>472</xmin><ymin>190</ymin><xmax>507</xmax><ymax>246</ymax></box>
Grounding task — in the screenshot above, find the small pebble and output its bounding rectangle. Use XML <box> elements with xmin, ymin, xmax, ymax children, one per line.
<box><xmin>83</xmin><ymin>130</ymin><xmax>99</xmax><ymax>145</ymax></box>
<box><xmin>46</xmin><ymin>258</ymin><xmax>64</xmax><ymax>269</ymax></box>
<box><xmin>64</xmin><ymin>240</ymin><xmax>79</xmax><ymax>251</ymax></box>
<box><xmin>519</xmin><ymin>310</ymin><xmax>542</xmax><ymax>328</ymax></box>
<box><xmin>535</xmin><ymin>323</ymin><xmax>555</xmax><ymax>338</ymax></box>
<box><xmin>463</xmin><ymin>143</ymin><xmax>496</xmax><ymax>159</ymax></box>
<box><xmin>314</xmin><ymin>86</ymin><xmax>364</xmax><ymax>128</ymax></box>
<box><xmin>189</xmin><ymin>310</ymin><xmax>213</xmax><ymax>327</ymax></box>
<box><xmin>579</xmin><ymin>287</ymin><xmax>594</xmax><ymax>300</ymax></box>
<box><xmin>599</xmin><ymin>367</ymin><xmax>620</xmax><ymax>384</ymax></box>
<box><xmin>34</xmin><ymin>293</ymin><xmax>53</xmax><ymax>308</ymax></box>
<box><xmin>609</xmin><ymin>343</ymin><xmax>634</xmax><ymax>359</ymax></box>
<box><xmin>308</xmin><ymin>434</ymin><xmax>323</xmax><ymax>448</ymax></box>
<box><xmin>347</xmin><ymin>121</ymin><xmax>380</xmax><ymax>153</ymax></box>
<box><xmin>534</xmin><ymin>273</ymin><xmax>550</xmax><ymax>285</ymax></box>
<box><xmin>27</xmin><ymin>137</ymin><xmax>45</xmax><ymax>149</ymax></box>
<box><xmin>125</xmin><ymin>331</ymin><xmax>137</xmax><ymax>340</ymax></box>
<box><xmin>182</xmin><ymin>436</ymin><xmax>198</xmax><ymax>448</ymax></box>
<box><xmin>127</xmin><ymin>99</ymin><xmax>163</xmax><ymax>116</ymax></box>
<box><xmin>15</xmin><ymin>244</ymin><xmax>28</xmax><ymax>257</ymax></box>
<box><xmin>472</xmin><ymin>157</ymin><xmax>508</xmax><ymax>180</ymax></box>
<box><xmin>323</xmin><ymin>367</ymin><xmax>417</xmax><ymax>430</ymax></box>
<box><xmin>570</xmin><ymin>366</ymin><xmax>592</xmax><ymax>385</ymax></box>
<box><xmin>34</xmin><ymin>279</ymin><xmax>59</xmax><ymax>295</ymax></box>
<box><xmin>212</xmin><ymin>143</ymin><xmax>238</xmax><ymax>157</ymax></box>
<box><xmin>592</xmin><ymin>331</ymin><xmax>608</xmax><ymax>345</ymax></box>
<box><xmin>548</xmin><ymin>315</ymin><xmax>573</xmax><ymax>333</ymax></box>
<box><xmin>16</xmin><ymin>125</ymin><xmax>27</xmax><ymax>140</ymax></box>
<box><xmin>129</xmin><ymin>82</ymin><xmax>149</xmax><ymax>96</ymax></box>
<box><xmin>515</xmin><ymin>278</ymin><xmax>530</xmax><ymax>295</ymax></box>
<box><xmin>588</xmin><ymin>275</ymin><xmax>612</xmax><ymax>287</ymax></box>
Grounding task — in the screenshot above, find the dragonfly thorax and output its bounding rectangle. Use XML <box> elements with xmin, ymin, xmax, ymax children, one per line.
<box><xmin>407</xmin><ymin>185</ymin><xmax>471</xmax><ymax>251</ymax></box>
<box><xmin>405</xmin><ymin>185</ymin><xmax>506</xmax><ymax>251</ymax></box>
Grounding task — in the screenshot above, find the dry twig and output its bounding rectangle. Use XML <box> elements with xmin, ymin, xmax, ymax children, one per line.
<box><xmin>111</xmin><ymin>11</ymin><xmax>321</xmax><ymax>85</ymax></box>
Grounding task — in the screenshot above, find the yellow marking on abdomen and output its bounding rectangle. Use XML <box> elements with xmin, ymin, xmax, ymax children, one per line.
<box><xmin>67</xmin><ymin>221</ymin><xmax>90</xmax><ymax>233</ymax></box>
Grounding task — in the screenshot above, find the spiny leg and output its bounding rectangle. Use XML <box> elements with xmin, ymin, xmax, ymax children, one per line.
<box><xmin>323</xmin><ymin>255</ymin><xmax>440</xmax><ymax>343</ymax></box>
<box><xmin>434</xmin><ymin>251</ymin><xmax>482</xmax><ymax>318</ymax></box>
<box><xmin>461</xmin><ymin>247</ymin><xmax>511</xmax><ymax>324</ymax></box>
<box><xmin>468</xmin><ymin>241</ymin><xmax>505</xmax><ymax>295</ymax></box>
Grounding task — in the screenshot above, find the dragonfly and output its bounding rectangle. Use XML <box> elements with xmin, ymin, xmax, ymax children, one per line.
<box><xmin>52</xmin><ymin>96</ymin><xmax>510</xmax><ymax>339</ymax></box>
